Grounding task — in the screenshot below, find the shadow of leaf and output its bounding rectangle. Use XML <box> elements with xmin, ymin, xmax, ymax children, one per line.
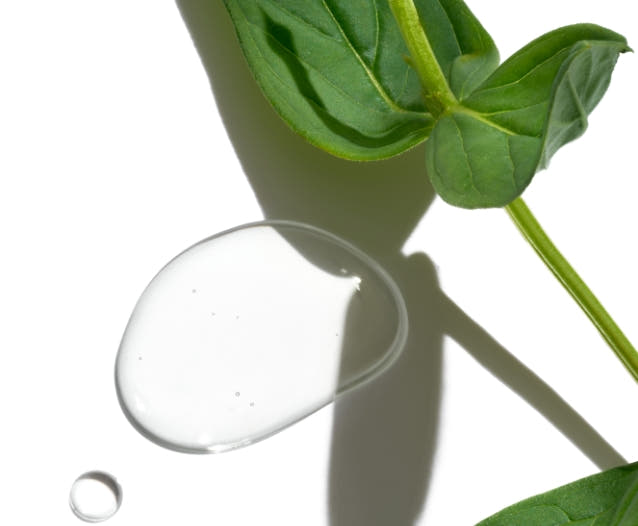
<box><xmin>175</xmin><ymin>2</ymin><xmax>626</xmax><ymax>524</ymax></box>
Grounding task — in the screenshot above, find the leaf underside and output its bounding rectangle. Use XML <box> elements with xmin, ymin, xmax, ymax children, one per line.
<box><xmin>223</xmin><ymin>0</ymin><xmax>434</xmax><ymax>160</ymax></box>
<box><xmin>410</xmin><ymin>0</ymin><xmax>499</xmax><ymax>100</ymax></box>
<box><xmin>428</xmin><ymin>25</ymin><xmax>628</xmax><ymax>208</ymax></box>
<box><xmin>222</xmin><ymin>0</ymin><xmax>496</xmax><ymax>161</ymax></box>
<box><xmin>477</xmin><ymin>461</ymin><xmax>638</xmax><ymax>526</ymax></box>
<box><xmin>223</xmin><ymin>0</ymin><xmax>629</xmax><ymax>208</ymax></box>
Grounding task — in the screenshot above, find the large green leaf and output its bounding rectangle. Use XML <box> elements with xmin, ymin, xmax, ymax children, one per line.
<box><xmin>222</xmin><ymin>0</ymin><xmax>495</xmax><ymax>160</ymax></box>
<box><xmin>222</xmin><ymin>0</ymin><xmax>430</xmax><ymax>160</ymax></box>
<box><xmin>426</xmin><ymin>24</ymin><xmax>629</xmax><ymax>208</ymax></box>
<box><xmin>477</xmin><ymin>462</ymin><xmax>638</xmax><ymax>526</ymax></box>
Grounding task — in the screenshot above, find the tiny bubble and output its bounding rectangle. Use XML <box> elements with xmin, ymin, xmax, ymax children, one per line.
<box><xmin>235</xmin><ymin>391</ymin><xmax>240</xmax><ymax>397</ymax></box>
<box><xmin>250</xmin><ymin>402</ymin><xmax>255</xmax><ymax>407</ymax></box>
<box><xmin>235</xmin><ymin>315</ymin><xmax>240</xmax><ymax>320</ymax></box>
<box><xmin>138</xmin><ymin>356</ymin><xmax>142</xmax><ymax>361</ymax></box>
<box><xmin>211</xmin><ymin>312</ymin><xmax>216</xmax><ymax>316</ymax></box>
<box><xmin>191</xmin><ymin>288</ymin><xmax>197</xmax><ymax>294</ymax></box>
<box><xmin>69</xmin><ymin>471</ymin><xmax>122</xmax><ymax>523</ymax></box>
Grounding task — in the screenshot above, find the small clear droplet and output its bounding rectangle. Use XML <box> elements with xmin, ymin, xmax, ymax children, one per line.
<box><xmin>116</xmin><ymin>221</ymin><xmax>407</xmax><ymax>453</ymax></box>
<box><xmin>69</xmin><ymin>471</ymin><xmax>122</xmax><ymax>523</ymax></box>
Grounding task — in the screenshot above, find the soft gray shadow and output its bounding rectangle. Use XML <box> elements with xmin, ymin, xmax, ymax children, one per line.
<box><xmin>175</xmin><ymin>2</ymin><xmax>626</xmax><ymax>524</ymax></box>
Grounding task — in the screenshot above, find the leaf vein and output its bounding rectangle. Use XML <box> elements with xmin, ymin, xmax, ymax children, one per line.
<box><xmin>458</xmin><ymin>57</ymin><xmax>486</xmax><ymax>99</ymax></box>
<box><xmin>396</xmin><ymin>64</ymin><xmax>412</xmax><ymax>105</ymax></box>
<box><xmin>473</xmin><ymin>48</ymin><xmax>570</xmax><ymax>96</ymax></box>
<box><xmin>450</xmin><ymin>114</ymin><xmax>483</xmax><ymax>196</ymax></box>
<box><xmin>567</xmin><ymin>71</ymin><xmax>588</xmax><ymax>130</ymax></box>
<box><xmin>456</xmin><ymin>107</ymin><xmax>522</xmax><ymax>137</ymax></box>
<box><xmin>480</xmin><ymin>100</ymin><xmax>548</xmax><ymax>117</ymax></box>
<box><xmin>320</xmin><ymin>0</ymin><xmax>407</xmax><ymax>113</ymax></box>
<box><xmin>244</xmin><ymin>18</ymin><xmax>432</xmax><ymax>135</ymax></box>
<box><xmin>244</xmin><ymin>19</ymin><xmax>405</xmax><ymax>117</ymax></box>
<box><xmin>505</xmin><ymin>136</ymin><xmax>519</xmax><ymax>192</ymax></box>
<box><xmin>585</xmin><ymin>47</ymin><xmax>594</xmax><ymax>89</ymax></box>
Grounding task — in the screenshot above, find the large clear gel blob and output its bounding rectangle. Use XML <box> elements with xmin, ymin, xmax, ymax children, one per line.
<box><xmin>115</xmin><ymin>221</ymin><xmax>407</xmax><ymax>453</ymax></box>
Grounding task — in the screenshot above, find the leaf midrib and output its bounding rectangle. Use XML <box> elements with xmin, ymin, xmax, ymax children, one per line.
<box><xmin>239</xmin><ymin>14</ymin><xmax>434</xmax><ymax>144</ymax></box>
<box><xmin>454</xmin><ymin>106</ymin><xmax>521</xmax><ymax>136</ymax></box>
<box><xmin>250</xmin><ymin>0</ymin><xmax>428</xmax><ymax>117</ymax></box>
<box><xmin>319</xmin><ymin>0</ymin><xmax>411</xmax><ymax>114</ymax></box>
<box><xmin>469</xmin><ymin>47</ymin><xmax>571</xmax><ymax>98</ymax></box>
<box><xmin>249</xmin><ymin>18</ymin><xmax>428</xmax><ymax>120</ymax></box>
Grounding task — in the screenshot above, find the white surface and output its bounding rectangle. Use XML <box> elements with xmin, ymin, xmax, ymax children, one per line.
<box><xmin>1</xmin><ymin>1</ymin><xmax>636</xmax><ymax>524</ymax></box>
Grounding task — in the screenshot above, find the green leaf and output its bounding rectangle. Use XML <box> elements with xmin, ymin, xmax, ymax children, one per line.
<box><xmin>427</xmin><ymin>24</ymin><xmax>629</xmax><ymax>208</ymax></box>
<box><xmin>222</xmin><ymin>0</ymin><xmax>496</xmax><ymax>160</ymax></box>
<box><xmin>425</xmin><ymin>110</ymin><xmax>541</xmax><ymax>208</ymax></box>
<box><xmin>411</xmin><ymin>0</ymin><xmax>499</xmax><ymax>99</ymax></box>
<box><xmin>224</xmin><ymin>2</ymin><xmax>628</xmax><ymax>208</ymax></box>
<box><xmin>540</xmin><ymin>38</ymin><xmax>629</xmax><ymax>168</ymax></box>
<box><xmin>222</xmin><ymin>0</ymin><xmax>435</xmax><ymax>160</ymax></box>
<box><xmin>477</xmin><ymin>462</ymin><xmax>638</xmax><ymax>526</ymax></box>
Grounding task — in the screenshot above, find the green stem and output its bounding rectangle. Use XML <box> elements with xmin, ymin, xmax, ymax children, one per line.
<box><xmin>506</xmin><ymin>197</ymin><xmax>638</xmax><ymax>382</ymax></box>
<box><xmin>387</xmin><ymin>0</ymin><xmax>458</xmax><ymax>116</ymax></box>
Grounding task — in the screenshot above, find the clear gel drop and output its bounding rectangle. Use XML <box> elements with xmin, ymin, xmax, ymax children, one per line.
<box><xmin>69</xmin><ymin>471</ymin><xmax>122</xmax><ymax>523</ymax></box>
<box><xmin>115</xmin><ymin>221</ymin><xmax>407</xmax><ymax>453</ymax></box>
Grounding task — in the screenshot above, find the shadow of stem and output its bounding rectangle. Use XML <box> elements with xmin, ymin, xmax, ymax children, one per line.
<box><xmin>175</xmin><ymin>2</ymin><xmax>626</xmax><ymax>524</ymax></box>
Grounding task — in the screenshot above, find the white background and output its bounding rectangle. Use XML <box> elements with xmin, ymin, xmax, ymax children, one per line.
<box><xmin>1</xmin><ymin>1</ymin><xmax>637</xmax><ymax>524</ymax></box>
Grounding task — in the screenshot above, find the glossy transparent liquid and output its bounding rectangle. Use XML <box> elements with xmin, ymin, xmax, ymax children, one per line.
<box><xmin>115</xmin><ymin>221</ymin><xmax>407</xmax><ymax>453</ymax></box>
<box><xmin>69</xmin><ymin>471</ymin><xmax>122</xmax><ymax>523</ymax></box>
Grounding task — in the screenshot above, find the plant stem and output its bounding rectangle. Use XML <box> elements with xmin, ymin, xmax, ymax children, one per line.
<box><xmin>506</xmin><ymin>197</ymin><xmax>638</xmax><ymax>382</ymax></box>
<box><xmin>387</xmin><ymin>0</ymin><xmax>458</xmax><ymax>116</ymax></box>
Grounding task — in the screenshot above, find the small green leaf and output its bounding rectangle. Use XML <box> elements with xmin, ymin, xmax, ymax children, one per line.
<box><xmin>428</xmin><ymin>24</ymin><xmax>629</xmax><ymax>208</ymax></box>
<box><xmin>411</xmin><ymin>0</ymin><xmax>499</xmax><ymax>99</ymax></box>
<box><xmin>465</xmin><ymin>24</ymin><xmax>628</xmax><ymax>159</ymax></box>
<box><xmin>223</xmin><ymin>0</ymin><xmax>435</xmax><ymax>160</ymax></box>
<box><xmin>425</xmin><ymin>110</ymin><xmax>540</xmax><ymax>208</ymax></box>
<box><xmin>477</xmin><ymin>462</ymin><xmax>638</xmax><ymax>526</ymax></box>
<box><xmin>540</xmin><ymin>38</ymin><xmax>629</xmax><ymax>168</ymax></box>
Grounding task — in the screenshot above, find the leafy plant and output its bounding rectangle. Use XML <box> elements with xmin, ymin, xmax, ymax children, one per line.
<box><xmin>222</xmin><ymin>0</ymin><xmax>636</xmax><ymax>522</ymax></box>
<box><xmin>223</xmin><ymin>0</ymin><xmax>628</xmax><ymax>208</ymax></box>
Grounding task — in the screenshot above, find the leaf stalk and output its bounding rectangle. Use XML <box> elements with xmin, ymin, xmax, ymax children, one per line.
<box><xmin>387</xmin><ymin>0</ymin><xmax>458</xmax><ymax>116</ymax></box>
<box><xmin>506</xmin><ymin>197</ymin><xmax>638</xmax><ymax>382</ymax></box>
